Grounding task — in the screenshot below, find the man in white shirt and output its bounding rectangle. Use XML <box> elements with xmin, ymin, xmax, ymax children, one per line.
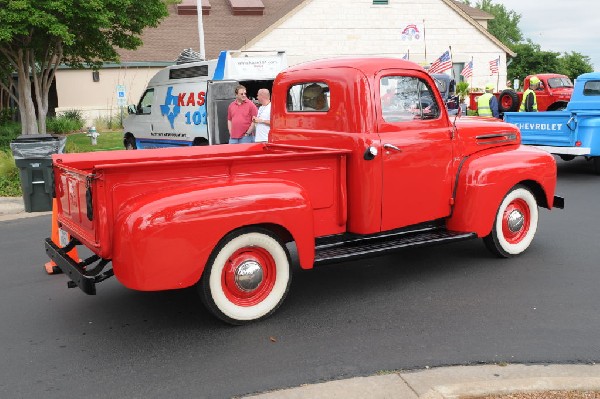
<box><xmin>253</xmin><ymin>88</ymin><xmax>271</xmax><ymax>142</ymax></box>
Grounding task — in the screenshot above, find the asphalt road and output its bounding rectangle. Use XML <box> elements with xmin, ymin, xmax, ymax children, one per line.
<box><xmin>1</xmin><ymin>158</ymin><xmax>599</xmax><ymax>398</ymax></box>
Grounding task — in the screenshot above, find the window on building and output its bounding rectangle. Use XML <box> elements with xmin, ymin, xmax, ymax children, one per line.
<box><xmin>287</xmin><ymin>82</ymin><xmax>330</xmax><ymax>112</ymax></box>
<box><xmin>379</xmin><ymin>76</ymin><xmax>440</xmax><ymax>122</ymax></box>
<box><xmin>373</xmin><ymin>0</ymin><xmax>389</xmax><ymax>4</ymax></box>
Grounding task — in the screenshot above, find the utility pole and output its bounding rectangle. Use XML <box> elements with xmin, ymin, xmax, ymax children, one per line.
<box><xmin>196</xmin><ymin>0</ymin><xmax>206</xmax><ymax>59</ymax></box>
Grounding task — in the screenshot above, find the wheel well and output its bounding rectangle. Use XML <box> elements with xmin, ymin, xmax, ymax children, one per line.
<box><xmin>519</xmin><ymin>180</ymin><xmax>549</xmax><ymax>209</ymax></box>
<box><xmin>547</xmin><ymin>102</ymin><xmax>568</xmax><ymax>111</ymax></box>
<box><xmin>192</xmin><ymin>137</ymin><xmax>209</xmax><ymax>146</ymax></box>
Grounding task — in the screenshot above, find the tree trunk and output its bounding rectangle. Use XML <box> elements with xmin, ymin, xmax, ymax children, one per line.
<box><xmin>16</xmin><ymin>49</ymin><xmax>38</xmax><ymax>135</ymax></box>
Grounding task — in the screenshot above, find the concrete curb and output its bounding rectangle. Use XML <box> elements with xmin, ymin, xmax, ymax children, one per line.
<box><xmin>242</xmin><ymin>364</ymin><xmax>600</xmax><ymax>399</ymax></box>
<box><xmin>0</xmin><ymin>197</ymin><xmax>51</xmax><ymax>222</ymax></box>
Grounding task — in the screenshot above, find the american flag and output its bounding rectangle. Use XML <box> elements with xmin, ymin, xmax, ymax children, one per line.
<box><xmin>460</xmin><ymin>60</ymin><xmax>473</xmax><ymax>79</ymax></box>
<box><xmin>489</xmin><ymin>57</ymin><xmax>499</xmax><ymax>75</ymax></box>
<box><xmin>429</xmin><ymin>50</ymin><xmax>452</xmax><ymax>74</ymax></box>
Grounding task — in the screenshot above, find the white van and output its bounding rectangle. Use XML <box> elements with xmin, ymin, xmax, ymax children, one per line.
<box><xmin>123</xmin><ymin>50</ymin><xmax>287</xmax><ymax>149</ymax></box>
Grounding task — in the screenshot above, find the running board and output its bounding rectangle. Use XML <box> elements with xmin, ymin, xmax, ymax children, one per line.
<box><xmin>314</xmin><ymin>229</ymin><xmax>476</xmax><ymax>265</ymax></box>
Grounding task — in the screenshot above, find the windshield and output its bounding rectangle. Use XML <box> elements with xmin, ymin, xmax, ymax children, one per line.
<box><xmin>432</xmin><ymin>77</ymin><xmax>447</xmax><ymax>93</ymax></box>
<box><xmin>547</xmin><ymin>77</ymin><xmax>574</xmax><ymax>89</ymax></box>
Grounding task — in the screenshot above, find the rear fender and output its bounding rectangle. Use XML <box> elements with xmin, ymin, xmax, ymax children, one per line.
<box><xmin>447</xmin><ymin>146</ymin><xmax>557</xmax><ymax>237</ymax></box>
<box><xmin>112</xmin><ymin>181</ymin><xmax>315</xmax><ymax>291</ymax></box>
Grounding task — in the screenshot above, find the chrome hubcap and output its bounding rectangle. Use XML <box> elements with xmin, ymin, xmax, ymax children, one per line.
<box><xmin>234</xmin><ymin>261</ymin><xmax>263</xmax><ymax>292</ymax></box>
<box><xmin>507</xmin><ymin>210</ymin><xmax>525</xmax><ymax>232</ymax></box>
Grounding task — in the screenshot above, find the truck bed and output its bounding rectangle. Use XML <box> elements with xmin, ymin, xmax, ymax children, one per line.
<box><xmin>53</xmin><ymin>143</ymin><xmax>350</xmax><ymax>260</ymax></box>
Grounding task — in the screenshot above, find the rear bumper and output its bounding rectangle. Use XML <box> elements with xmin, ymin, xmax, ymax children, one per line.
<box><xmin>531</xmin><ymin>145</ymin><xmax>591</xmax><ymax>155</ymax></box>
<box><xmin>45</xmin><ymin>238</ymin><xmax>112</xmax><ymax>295</ymax></box>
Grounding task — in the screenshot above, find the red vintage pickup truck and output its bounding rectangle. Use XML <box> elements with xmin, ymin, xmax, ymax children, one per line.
<box><xmin>46</xmin><ymin>58</ymin><xmax>563</xmax><ymax>325</ymax></box>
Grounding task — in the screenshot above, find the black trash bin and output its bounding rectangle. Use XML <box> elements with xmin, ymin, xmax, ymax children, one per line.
<box><xmin>10</xmin><ymin>134</ymin><xmax>66</xmax><ymax>212</ymax></box>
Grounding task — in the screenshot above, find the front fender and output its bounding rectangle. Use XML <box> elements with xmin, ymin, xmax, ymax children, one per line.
<box><xmin>112</xmin><ymin>181</ymin><xmax>315</xmax><ymax>291</ymax></box>
<box><xmin>447</xmin><ymin>145</ymin><xmax>557</xmax><ymax>237</ymax></box>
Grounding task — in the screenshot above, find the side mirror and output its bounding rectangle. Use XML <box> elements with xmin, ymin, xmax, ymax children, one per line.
<box><xmin>127</xmin><ymin>104</ymin><xmax>137</xmax><ymax>115</ymax></box>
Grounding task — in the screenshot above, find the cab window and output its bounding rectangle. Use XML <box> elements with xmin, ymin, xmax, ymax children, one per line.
<box><xmin>583</xmin><ymin>81</ymin><xmax>600</xmax><ymax>96</ymax></box>
<box><xmin>138</xmin><ymin>89</ymin><xmax>154</xmax><ymax>115</ymax></box>
<box><xmin>380</xmin><ymin>76</ymin><xmax>440</xmax><ymax>122</ymax></box>
<box><xmin>287</xmin><ymin>82</ymin><xmax>330</xmax><ymax>112</ymax></box>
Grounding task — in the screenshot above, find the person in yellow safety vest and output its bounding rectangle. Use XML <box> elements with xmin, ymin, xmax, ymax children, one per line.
<box><xmin>520</xmin><ymin>76</ymin><xmax>539</xmax><ymax>112</ymax></box>
<box><xmin>477</xmin><ymin>83</ymin><xmax>499</xmax><ymax>118</ymax></box>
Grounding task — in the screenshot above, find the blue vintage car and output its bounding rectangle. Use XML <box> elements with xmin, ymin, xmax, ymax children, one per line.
<box><xmin>503</xmin><ymin>72</ymin><xmax>600</xmax><ymax>174</ymax></box>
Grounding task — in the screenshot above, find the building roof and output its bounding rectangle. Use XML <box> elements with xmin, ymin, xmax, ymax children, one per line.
<box><xmin>118</xmin><ymin>0</ymin><xmax>305</xmax><ymax>63</ymax></box>
<box><xmin>118</xmin><ymin>0</ymin><xmax>514</xmax><ymax>63</ymax></box>
<box><xmin>452</xmin><ymin>1</ymin><xmax>494</xmax><ymax>20</ymax></box>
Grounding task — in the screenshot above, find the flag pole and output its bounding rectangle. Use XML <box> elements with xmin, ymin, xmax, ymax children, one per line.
<box><xmin>423</xmin><ymin>19</ymin><xmax>427</xmax><ymax>63</ymax></box>
<box><xmin>196</xmin><ymin>0</ymin><xmax>206</xmax><ymax>60</ymax></box>
<box><xmin>449</xmin><ymin>46</ymin><xmax>454</xmax><ymax>78</ymax></box>
<box><xmin>496</xmin><ymin>56</ymin><xmax>500</xmax><ymax>91</ymax></box>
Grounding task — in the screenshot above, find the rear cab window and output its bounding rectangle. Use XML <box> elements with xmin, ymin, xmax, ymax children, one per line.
<box><xmin>287</xmin><ymin>82</ymin><xmax>330</xmax><ymax>112</ymax></box>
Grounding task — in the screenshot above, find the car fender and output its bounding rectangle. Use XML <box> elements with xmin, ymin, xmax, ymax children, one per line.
<box><xmin>111</xmin><ymin>180</ymin><xmax>315</xmax><ymax>291</ymax></box>
<box><xmin>446</xmin><ymin>146</ymin><xmax>557</xmax><ymax>237</ymax></box>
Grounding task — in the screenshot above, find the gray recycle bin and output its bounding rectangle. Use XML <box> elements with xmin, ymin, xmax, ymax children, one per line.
<box><xmin>10</xmin><ymin>134</ymin><xmax>66</xmax><ymax>212</ymax></box>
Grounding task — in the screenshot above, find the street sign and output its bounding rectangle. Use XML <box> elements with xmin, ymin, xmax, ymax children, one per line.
<box><xmin>116</xmin><ymin>85</ymin><xmax>127</xmax><ymax>106</ymax></box>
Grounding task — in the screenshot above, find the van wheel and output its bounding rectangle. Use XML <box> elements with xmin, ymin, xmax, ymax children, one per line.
<box><xmin>498</xmin><ymin>90</ymin><xmax>520</xmax><ymax>113</ymax></box>
<box><xmin>124</xmin><ymin>135</ymin><xmax>137</xmax><ymax>150</ymax></box>
<box><xmin>198</xmin><ymin>228</ymin><xmax>292</xmax><ymax>325</ymax></box>
<box><xmin>483</xmin><ymin>186</ymin><xmax>538</xmax><ymax>258</ymax></box>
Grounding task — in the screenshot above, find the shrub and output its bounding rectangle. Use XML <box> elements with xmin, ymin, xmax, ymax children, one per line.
<box><xmin>93</xmin><ymin>115</ymin><xmax>123</xmax><ymax>130</ymax></box>
<box><xmin>0</xmin><ymin>108</ymin><xmax>16</xmax><ymax>124</ymax></box>
<box><xmin>46</xmin><ymin>116</ymin><xmax>82</xmax><ymax>134</ymax></box>
<box><xmin>59</xmin><ymin>109</ymin><xmax>85</xmax><ymax>127</ymax></box>
<box><xmin>0</xmin><ymin>121</ymin><xmax>21</xmax><ymax>151</ymax></box>
<box><xmin>0</xmin><ymin>150</ymin><xmax>21</xmax><ymax>196</ymax></box>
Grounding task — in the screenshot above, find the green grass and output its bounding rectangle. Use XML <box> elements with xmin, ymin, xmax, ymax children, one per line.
<box><xmin>65</xmin><ymin>131</ymin><xmax>124</xmax><ymax>153</ymax></box>
<box><xmin>0</xmin><ymin>129</ymin><xmax>124</xmax><ymax>197</ymax></box>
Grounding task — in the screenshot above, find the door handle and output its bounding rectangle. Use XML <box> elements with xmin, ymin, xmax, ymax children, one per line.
<box><xmin>383</xmin><ymin>143</ymin><xmax>402</xmax><ymax>152</ymax></box>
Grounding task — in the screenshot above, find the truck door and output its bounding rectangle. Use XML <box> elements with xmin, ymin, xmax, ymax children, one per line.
<box><xmin>206</xmin><ymin>80</ymin><xmax>239</xmax><ymax>144</ymax></box>
<box><xmin>377</xmin><ymin>72</ymin><xmax>454</xmax><ymax>231</ymax></box>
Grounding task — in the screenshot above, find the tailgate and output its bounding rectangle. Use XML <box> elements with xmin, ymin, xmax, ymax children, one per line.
<box><xmin>54</xmin><ymin>163</ymin><xmax>98</xmax><ymax>250</ymax></box>
<box><xmin>504</xmin><ymin>111</ymin><xmax>572</xmax><ymax>146</ymax></box>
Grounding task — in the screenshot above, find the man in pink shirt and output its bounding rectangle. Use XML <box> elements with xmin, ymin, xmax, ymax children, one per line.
<box><xmin>227</xmin><ymin>85</ymin><xmax>258</xmax><ymax>144</ymax></box>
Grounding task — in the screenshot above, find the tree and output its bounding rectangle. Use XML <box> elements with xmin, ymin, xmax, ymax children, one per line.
<box><xmin>508</xmin><ymin>41</ymin><xmax>562</xmax><ymax>83</ymax></box>
<box><xmin>0</xmin><ymin>0</ymin><xmax>168</xmax><ymax>135</ymax></box>
<box><xmin>464</xmin><ymin>0</ymin><xmax>523</xmax><ymax>47</ymax></box>
<box><xmin>558</xmin><ymin>52</ymin><xmax>594</xmax><ymax>81</ymax></box>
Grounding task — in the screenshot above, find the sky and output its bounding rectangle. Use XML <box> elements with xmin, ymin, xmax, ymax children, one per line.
<box><xmin>497</xmin><ymin>0</ymin><xmax>600</xmax><ymax>69</ymax></box>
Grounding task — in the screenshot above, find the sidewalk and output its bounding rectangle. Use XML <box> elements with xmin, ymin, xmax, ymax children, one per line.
<box><xmin>0</xmin><ymin>196</ymin><xmax>51</xmax><ymax>222</ymax></box>
<box><xmin>242</xmin><ymin>364</ymin><xmax>600</xmax><ymax>399</ymax></box>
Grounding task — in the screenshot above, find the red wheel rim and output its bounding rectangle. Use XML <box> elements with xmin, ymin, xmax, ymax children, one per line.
<box><xmin>501</xmin><ymin>96</ymin><xmax>513</xmax><ymax>109</ymax></box>
<box><xmin>221</xmin><ymin>247</ymin><xmax>276</xmax><ymax>306</ymax></box>
<box><xmin>501</xmin><ymin>198</ymin><xmax>530</xmax><ymax>244</ymax></box>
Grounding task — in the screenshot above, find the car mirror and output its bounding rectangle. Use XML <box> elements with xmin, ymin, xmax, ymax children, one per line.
<box><xmin>127</xmin><ymin>104</ymin><xmax>137</xmax><ymax>114</ymax></box>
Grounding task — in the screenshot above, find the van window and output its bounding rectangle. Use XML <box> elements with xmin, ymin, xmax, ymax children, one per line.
<box><xmin>380</xmin><ymin>76</ymin><xmax>440</xmax><ymax>122</ymax></box>
<box><xmin>137</xmin><ymin>89</ymin><xmax>154</xmax><ymax>115</ymax></box>
<box><xmin>169</xmin><ymin>65</ymin><xmax>209</xmax><ymax>79</ymax></box>
<box><xmin>287</xmin><ymin>82</ymin><xmax>330</xmax><ymax>112</ymax></box>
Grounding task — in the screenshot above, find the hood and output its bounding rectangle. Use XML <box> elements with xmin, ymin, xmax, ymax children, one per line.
<box><xmin>454</xmin><ymin>116</ymin><xmax>521</xmax><ymax>157</ymax></box>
